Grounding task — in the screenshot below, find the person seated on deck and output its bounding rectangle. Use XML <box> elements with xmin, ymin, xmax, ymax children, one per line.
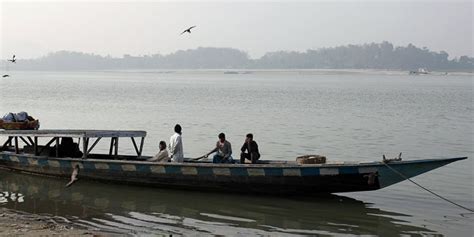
<box><xmin>240</xmin><ymin>133</ymin><xmax>260</xmax><ymax>164</ymax></box>
<box><xmin>50</xmin><ymin>137</ymin><xmax>83</xmax><ymax>158</ymax></box>
<box><xmin>204</xmin><ymin>133</ymin><xmax>233</xmax><ymax>163</ymax></box>
<box><xmin>148</xmin><ymin>141</ymin><xmax>170</xmax><ymax>162</ymax></box>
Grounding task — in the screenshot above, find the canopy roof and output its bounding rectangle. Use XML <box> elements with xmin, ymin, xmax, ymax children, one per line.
<box><xmin>0</xmin><ymin>129</ymin><xmax>146</xmax><ymax>138</ymax></box>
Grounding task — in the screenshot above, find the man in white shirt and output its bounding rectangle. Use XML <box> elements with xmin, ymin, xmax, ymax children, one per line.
<box><xmin>169</xmin><ymin>124</ymin><xmax>184</xmax><ymax>162</ymax></box>
<box><xmin>148</xmin><ymin>141</ymin><xmax>169</xmax><ymax>162</ymax></box>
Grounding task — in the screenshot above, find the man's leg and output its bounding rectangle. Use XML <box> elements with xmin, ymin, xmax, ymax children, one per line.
<box><xmin>213</xmin><ymin>154</ymin><xmax>223</xmax><ymax>163</ymax></box>
<box><xmin>240</xmin><ymin>153</ymin><xmax>250</xmax><ymax>164</ymax></box>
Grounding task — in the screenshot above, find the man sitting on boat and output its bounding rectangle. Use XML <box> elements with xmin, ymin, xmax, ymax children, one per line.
<box><xmin>240</xmin><ymin>133</ymin><xmax>260</xmax><ymax>164</ymax></box>
<box><xmin>148</xmin><ymin>141</ymin><xmax>170</xmax><ymax>162</ymax></box>
<box><xmin>169</xmin><ymin>124</ymin><xmax>184</xmax><ymax>162</ymax></box>
<box><xmin>50</xmin><ymin>137</ymin><xmax>83</xmax><ymax>158</ymax></box>
<box><xmin>204</xmin><ymin>133</ymin><xmax>233</xmax><ymax>163</ymax></box>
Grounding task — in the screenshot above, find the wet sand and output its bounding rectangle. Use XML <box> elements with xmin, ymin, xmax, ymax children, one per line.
<box><xmin>0</xmin><ymin>208</ymin><xmax>113</xmax><ymax>236</ymax></box>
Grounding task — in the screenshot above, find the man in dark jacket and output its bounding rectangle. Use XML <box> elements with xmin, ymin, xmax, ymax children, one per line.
<box><xmin>240</xmin><ymin>133</ymin><xmax>260</xmax><ymax>164</ymax></box>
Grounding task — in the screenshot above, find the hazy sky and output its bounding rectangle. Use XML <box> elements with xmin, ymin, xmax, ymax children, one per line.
<box><xmin>1</xmin><ymin>1</ymin><xmax>472</xmax><ymax>59</ymax></box>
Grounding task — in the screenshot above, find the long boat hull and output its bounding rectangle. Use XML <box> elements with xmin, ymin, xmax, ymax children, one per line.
<box><xmin>0</xmin><ymin>152</ymin><xmax>467</xmax><ymax>194</ymax></box>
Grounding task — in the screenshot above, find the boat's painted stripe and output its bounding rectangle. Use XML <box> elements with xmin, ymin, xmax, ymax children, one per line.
<box><xmin>48</xmin><ymin>160</ymin><xmax>61</xmax><ymax>168</ymax></box>
<box><xmin>122</xmin><ymin>164</ymin><xmax>136</xmax><ymax>172</ymax></box>
<box><xmin>38</xmin><ymin>158</ymin><xmax>49</xmax><ymax>167</ymax></box>
<box><xmin>197</xmin><ymin>167</ymin><xmax>214</xmax><ymax>175</ymax></box>
<box><xmin>135</xmin><ymin>164</ymin><xmax>151</xmax><ymax>173</ymax></box>
<box><xmin>301</xmin><ymin>167</ymin><xmax>319</xmax><ymax>176</ymax></box>
<box><xmin>213</xmin><ymin>167</ymin><xmax>231</xmax><ymax>176</ymax></box>
<box><xmin>18</xmin><ymin>156</ymin><xmax>29</xmax><ymax>166</ymax></box>
<box><xmin>338</xmin><ymin>166</ymin><xmax>358</xmax><ymax>174</ymax></box>
<box><xmin>282</xmin><ymin>168</ymin><xmax>302</xmax><ymax>176</ymax></box>
<box><xmin>319</xmin><ymin>168</ymin><xmax>339</xmax><ymax>175</ymax></box>
<box><xmin>28</xmin><ymin>157</ymin><xmax>39</xmax><ymax>166</ymax></box>
<box><xmin>181</xmin><ymin>166</ymin><xmax>198</xmax><ymax>175</ymax></box>
<box><xmin>108</xmin><ymin>163</ymin><xmax>123</xmax><ymax>172</ymax></box>
<box><xmin>8</xmin><ymin>156</ymin><xmax>19</xmax><ymax>163</ymax></box>
<box><xmin>358</xmin><ymin>167</ymin><xmax>378</xmax><ymax>173</ymax></box>
<box><xmin>71</xmin><ymin>161</ymin><xmax>84</xmax><ymax>170</ymax></box>
<box><xmin>94</xmin><ymin>163</ymin><xmax>109</xmax><ymax>170</ymax></box>
<box><xmin>83</xmin><ymin>162</ymin><xmax>97</xmax><ymax>171</ymax></box>
<box><xmin>247</xmin><ymin>168</ymin><xmax>265</xmax><ymax>176</ymax></box>
<box><xmin>59</xmin><ymin>160</ymin><xmax>71</xmax><ymax>169</ymax></box>
<box><xmin>150</xmin><ymin>165</ymin><xmax>166</xmax><ymax>174</ymax></box>
<box><xmin>263</xmin><ymin>168</ymin><xmax>283</xmax><ymax>176</ymax></box>
<box><xmin>0</xmin><ymin>154</ymin><xmax>390</xmax><ymax>177</ymax></box>
<box><xmin>165</xmin><ymin>166</ymin><xmax>181</xmax><ymax>174</ymax></box>
<box><xmin>230</xmin><ymin>167</ymin><xmax>248</xmax><ymax>176</ymax></box>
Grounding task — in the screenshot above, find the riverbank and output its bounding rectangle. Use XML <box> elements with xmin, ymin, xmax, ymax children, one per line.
<box><xmin>0</xmin><ymin>208</ymin><xmax>111</xmax><ymax>236</ymax></box>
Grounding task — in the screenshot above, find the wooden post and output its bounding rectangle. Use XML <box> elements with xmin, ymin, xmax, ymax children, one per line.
<box><xmin>19</xmin><ymin>136</ymin><xmax>31</xmax><ymax>146</ymax></box>
<box><xmin>138</xmin><ymin>137</ymin><xmax>145</xmax><ymax>158</ymax></box>
<box><xmin>34</xmin><ymin>137</ymin><xmax>38</xmax><ymax>156</ymax></box>
<box><xmin>109</xmin><ymin>138</ymin><xmax>114</xmax><ymax>156</ymax></box>
<box><xmin>114</xmin><ymin>137</ymin><xmax>119</xmax><ymax>157</ymax></box>
<box><xmin>1</xmin><ymin>137</ymin><xmax>13</xmax><ymax>151</ymax></box>
<box><xmin>27</xmin><ymin>136</ymin><xmax>34</xmax><ymax>145</ymax></box>
<box><xmin>55</xmin><ymin>137</ymin><xmax>59</xmax><ymax>157</ymax></box>
<box><xmin>14</xmin><ymin>136</ymin><xmax>19</xmax><ymax>154</ymax></box>
<box><xmin>82</xmin><ymin>137</ymin><xmax>89</xmax><ymax>159</ymax></box>
<box><xmin>87</xmin><ymin>137</ymin><xmax>101</xmax><ymax>154</ymax></box>
<box><xmin>131</xmin><ymin>137</ymin><xmax>139</xmax><ymax>156</ymax></box>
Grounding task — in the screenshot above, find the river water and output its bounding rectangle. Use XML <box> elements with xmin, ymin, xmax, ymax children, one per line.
<box><xmin>0</xmin><ymin>70</ymin><xmax>472</xmax><ymax>236</ymax></box>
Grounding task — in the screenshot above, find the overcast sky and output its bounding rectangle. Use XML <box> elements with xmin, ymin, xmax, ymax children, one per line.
<box><xmin>1</xmin><ymin>0</ymin><xmax>472</xmax><ymax>59</ymax></box>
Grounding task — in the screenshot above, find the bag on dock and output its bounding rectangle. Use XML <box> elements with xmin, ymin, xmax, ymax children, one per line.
<box><xmin>296</xmin><ymin>155</ymin><xmax>327</xmax><ymax>164</ymax></box>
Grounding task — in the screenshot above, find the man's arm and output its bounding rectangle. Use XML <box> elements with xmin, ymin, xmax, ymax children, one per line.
<box><xmin>224</xmin><ymin>142</ymin><xmax>232</xmax><ymax>159</ymax></box>
<box><xmin>205</xmin><ymin>142</ymin><xmax>218</xmax><ymax>157</ymax></box>
<box><xmin>240</xmin><ymin>142</ymin><xmax>247</xmax><ymax>153</ymax></box>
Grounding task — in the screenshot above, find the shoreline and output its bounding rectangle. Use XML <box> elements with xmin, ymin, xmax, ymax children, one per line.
<box><xmin>0</xmin><ymin>208</ymin><xmax>114</xmax><ymax>236</ymax></box>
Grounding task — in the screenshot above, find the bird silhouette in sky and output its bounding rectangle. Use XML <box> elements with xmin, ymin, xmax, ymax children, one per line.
<box><xmin>7</xmin><ymin>55</ymin><xmax>16</xmax><ymax>63</ymax></box>
<box><xmin>180</xmin><ymin>26</ymin><xmax>196</xmax><ymax>35</ymax></box>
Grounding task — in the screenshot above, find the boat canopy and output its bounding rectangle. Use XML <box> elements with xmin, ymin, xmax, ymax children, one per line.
<box><xmin>0</xmin><ymin>129</ymin><xmax>147</xmax><ymax>159</ymax></box>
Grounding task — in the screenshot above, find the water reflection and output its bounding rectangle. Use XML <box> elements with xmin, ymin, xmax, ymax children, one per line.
<box><xmin>0</xmin><ymin>170</ymin><xmax>438</xmax><ymax>236</ymax></box>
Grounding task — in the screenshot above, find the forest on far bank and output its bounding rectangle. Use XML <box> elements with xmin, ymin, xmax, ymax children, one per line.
<box><xmin>5</xmin><ymin>42</ymin><xmax>473</xmax><ymax>71</ymax></box>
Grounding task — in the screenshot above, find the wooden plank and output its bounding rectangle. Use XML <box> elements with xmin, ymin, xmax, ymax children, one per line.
<box><xmin>14</xmin><ymin>137</ymin><xmax>19</xmax><ymax>154</ymax></box>
<box><xmin>1</xmin><ymin>137</ymin><xmax>13</xmax><ymax>150</ymax></box>
<box><xmin>34</xmin><ymin>137</ymin><xmax>38</xmax><ymax>156</ymax></box>
<box><xmin>87</xmin><ymin>137</ymin><xmax>101</xmax><ymax>154</ymax></box>
<box><xmin>55</xmin><ymin>137</ymin><xmax>59</xmax><ymax>157</ymax></box>
<box><xmin>82</xmin><ymin>137</ymin><xmax>89</xmax><ymax>159</ymax></box>
<box><xmin>109</xmin><ymin>138</ymin><xmax>114</xmax><ymax>156</ymax></box>
<box><xmin>19</xmin><ymin>136</ymin><xmax>31</xmax><ymax>146</ymax></box>
<box><xmin>131</xmin><ymin>137</ymin><xmax>139</xmax><ymax>155</ymax></box>
<box><xmin>114</xmin><ymin>137</ymin><xmax>119</xmax><ymax>157</ymax></box>
<box><xmin>138</xmin><ymin>137</ymin><xmax>145</xmax><ymax>157</ymax></box>
<box><xmin>0</xmin><ymin>130</ymin><xmax>146</xmax><ymax>138</ymax></box>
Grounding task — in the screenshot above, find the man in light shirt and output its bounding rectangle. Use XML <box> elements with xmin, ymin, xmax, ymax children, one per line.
<box><xmin>148</xmin><ymin>141</ymin><xmax>169</xmax><ymax>162</ymax></box>
<box><xmin>169</xmin><ymin>124</ymin><xmax>184</xmax><ymax>162</ymax></box>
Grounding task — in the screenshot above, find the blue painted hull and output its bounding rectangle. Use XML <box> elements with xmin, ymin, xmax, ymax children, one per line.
<box><xmin>0</xmin><ymin>152</ymin><xmax>467</xmax><ymax>194</ymax></box>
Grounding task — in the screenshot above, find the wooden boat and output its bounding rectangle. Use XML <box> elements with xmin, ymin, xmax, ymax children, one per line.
<box><xmin>0</xmin><ymin>129</ymin><xmax>467</xmax><ymax>194</ymax></box>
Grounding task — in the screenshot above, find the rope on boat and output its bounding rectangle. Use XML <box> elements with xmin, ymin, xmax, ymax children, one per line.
<box><xmin>382</xmin><ymin>162</ymin><xmax>474</xmax><ymax>213</ymax></box>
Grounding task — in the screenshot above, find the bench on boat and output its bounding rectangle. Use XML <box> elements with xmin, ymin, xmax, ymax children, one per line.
<box><xmin>0</xmin><ymin>129</ymin><xmax>146</xmax><ymax>160</ymax></box>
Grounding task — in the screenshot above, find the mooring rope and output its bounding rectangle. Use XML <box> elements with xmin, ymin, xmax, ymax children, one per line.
<box><xmin>382</xmin><ymin>162</ymin><xmax>474</xmax><ymax>213</ymax></box>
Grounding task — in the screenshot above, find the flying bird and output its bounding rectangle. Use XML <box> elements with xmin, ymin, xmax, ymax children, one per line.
<box><xmin>2</xmin><ymin>75</ymin><xmax>9</xmax><ymax>78</ymax></box>
<box><xmin>7</xmin><ymin>55</ymin><xmax>16</xmax><ymax>63</ymax></box>
<box><xmin>181</xmin><ymin>26</ymin><xmax>196</xmax><ymax>35</ymax></box>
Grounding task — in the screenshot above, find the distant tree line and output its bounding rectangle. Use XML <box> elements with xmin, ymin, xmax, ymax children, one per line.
<box><xmin>5</xmin><ymin>42</ymin><xmax>473</xmax><ymax>71</ymax></box>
